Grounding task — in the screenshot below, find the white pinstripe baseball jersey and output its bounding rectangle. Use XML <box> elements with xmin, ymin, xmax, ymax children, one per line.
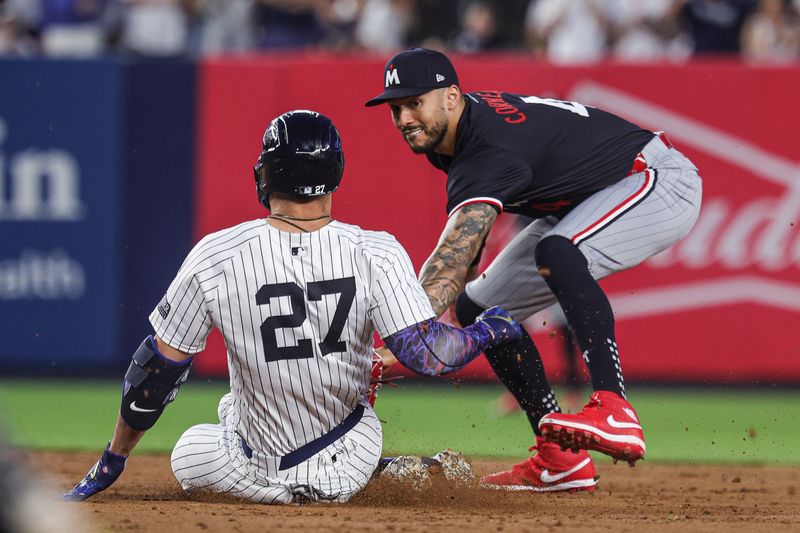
<box><xmin>150</xmin><ymin>219</ymin><xmax>434</xmax><ymax>457</ymax></box>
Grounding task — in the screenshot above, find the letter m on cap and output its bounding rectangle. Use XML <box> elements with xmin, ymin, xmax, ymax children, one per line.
<box><xmin>385</xmin><ymin>68</ymin><xmax>400</xmax><ymax>87</ymax></box>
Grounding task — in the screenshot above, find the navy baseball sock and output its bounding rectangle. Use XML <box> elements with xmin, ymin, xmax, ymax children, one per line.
<box><xmin>455</xmin><ymin>292</ymin><xmax>560</xmax><ymax>436</ymax></box>
<box><xmin>535</xmin><ymin>236</ymin><xmax>626</xmax><ymax>398</ymax></box>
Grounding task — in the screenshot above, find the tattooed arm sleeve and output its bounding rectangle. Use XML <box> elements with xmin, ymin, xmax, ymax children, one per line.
<box><xmin>381</xmin><ymin>304</ymin><xmax>522</xmax><ymax>377</ymax></box>
<box><xmin>383</xmin><ymin>319</ymin><xmax>495</xmax><ymax>376</ymax></box>
<box><xmin>419</xmin><ymin>203</ymin><xmax>497</xmax><ymax>318</ymax></box>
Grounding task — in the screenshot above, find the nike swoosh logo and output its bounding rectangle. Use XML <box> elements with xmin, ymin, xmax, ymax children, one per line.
<box><xmin>606</xmin><ymin>415</ymin><xmax>642</xmax><ymax>429</ymax></box>
<box><xmin>130</xmin><ymin>401</ymin><xmax>158</xmax><ymax>413</ymax></box>
<box><xmin>540</xmin><ymin>457</ymin><xmax>591</xmax><ymax>484</ymax></box>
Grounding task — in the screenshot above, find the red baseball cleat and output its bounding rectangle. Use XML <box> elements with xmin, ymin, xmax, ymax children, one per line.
<box><xmin>539</xmin><ymin>391</ymin><xmax>646</xmax><ymax>465</ymax></box>
<box><xmin>479</xmin><ymin>437</ymin><xmax>597</xmax><ymax>492</ymax></box>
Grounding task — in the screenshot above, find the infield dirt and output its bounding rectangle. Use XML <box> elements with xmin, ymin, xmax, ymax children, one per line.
<box><xmin>35</xmin><ymin>451</ymin><xmax>800</xmax><ymax>532</ymax></box>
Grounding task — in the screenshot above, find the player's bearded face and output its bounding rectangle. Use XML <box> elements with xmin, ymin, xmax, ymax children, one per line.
<box><xmin>391</xmin><ymin>92</ymin><xmax>449</xmax><ymax>154</ymax></box>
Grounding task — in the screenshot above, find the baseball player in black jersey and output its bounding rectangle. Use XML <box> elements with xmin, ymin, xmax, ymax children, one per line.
<box><xmin>63</xmin><ymin>110</ymin><xmax>523</xmax><ymax>504</ymax></box>
<box><xmin>367</xmin><ymin>48</ymin><xmax>702</xmax><ymax>492</ymax></box>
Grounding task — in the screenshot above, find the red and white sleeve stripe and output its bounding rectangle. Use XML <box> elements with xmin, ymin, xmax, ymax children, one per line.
<box><xmin>447</xmin><ymin>197</ymin><xmax>503</xmax><ymax>218</ymax></box>
<box><xmin>571</xmin><ymin>169</ymin><xmax>657</xmax><ymax>246</ymax></box>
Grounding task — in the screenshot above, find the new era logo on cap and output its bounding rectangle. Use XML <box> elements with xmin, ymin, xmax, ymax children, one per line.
<box><xmin>365</xmin><ymin>48</ymin><xmax>459</xmax><ymax>107</ymax></box>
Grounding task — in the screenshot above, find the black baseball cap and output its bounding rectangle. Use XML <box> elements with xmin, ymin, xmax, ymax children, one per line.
<box><xmin>364</xmin><ymin>48</ymin><xmax>459</xmax><ymax>107</ymax></box>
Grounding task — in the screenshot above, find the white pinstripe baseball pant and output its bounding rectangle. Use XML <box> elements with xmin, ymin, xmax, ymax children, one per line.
<box><xmin>170</xmin><ymin>394</ymin><xmax>383</xmax><ymax>504</ymax></box>
<box><xmin>466</xmin><ymin>135</ymin><xmax>703</xmax><ymax>321</ymax></box>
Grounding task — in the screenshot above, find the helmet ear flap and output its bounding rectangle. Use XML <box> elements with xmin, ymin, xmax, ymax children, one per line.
<box><xmin>253</xmin><ymin>157</ymin><xmax>270</xmax><ymax>209</ymax></box>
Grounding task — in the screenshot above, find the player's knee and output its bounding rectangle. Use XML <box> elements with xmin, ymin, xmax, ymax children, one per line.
<box><xmin>170</xmin><ymin>423</ymin><xmax>218</xmax><ymax>488</ymax></box>
<box><xmin>534</xmin><ymin>235</ymin><xmax>587</xmax><ymax>272</ymax></box>
<box><xmin>455</xmin><ymin>292</ymin><xmax>485</xmax><ymax>326</ymax></box>
<box><xmin>217</xmin><ymin>393</ymin><xmax>233</xmax><ymax>423</ymax></box>
<box><xmin>170</xmin><ymin>430</ymin><xmax>194</xmax><ymax>487</ymax></box>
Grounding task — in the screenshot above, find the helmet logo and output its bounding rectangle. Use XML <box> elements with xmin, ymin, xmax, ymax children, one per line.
<box><xmin>264</xmin><ymin>123</ymin><xmax>280</xmax><ymax>148</ymax></box>
<box><xmin>295</xmin><ymin>185</ymin><xmax>327</xmax><ymax>195</ymax></box>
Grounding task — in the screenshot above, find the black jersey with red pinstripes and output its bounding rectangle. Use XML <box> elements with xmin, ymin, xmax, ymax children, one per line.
<box><xmin>425</xmin><ymin>92</ymin><xmax>655</xmax><ymax>219</ymax></box>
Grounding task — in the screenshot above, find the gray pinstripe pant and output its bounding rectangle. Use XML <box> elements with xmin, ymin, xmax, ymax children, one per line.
<box><xmin>170</xmin><ymin>393</ymin><xmax>382</xmax><ymax>504</ymax></box>
<box><xmin>466</xmin><ymin>135</ymin><xmax>703</xmax><ymax>322</ymax></box>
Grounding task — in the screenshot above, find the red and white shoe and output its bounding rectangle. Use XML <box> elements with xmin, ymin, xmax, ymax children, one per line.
<box><xmin>539</xmin><ymin>391</ymin><xmax>646</xmax><ymax>465</ymax></box>
<box><xmin>479</xmin><ymin>437</ymin><xmax>597</xmax><ymax>492</ymax></box>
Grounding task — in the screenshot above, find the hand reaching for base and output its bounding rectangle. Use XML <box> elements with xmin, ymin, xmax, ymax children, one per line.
<box><xmin>63</xmin><ymin>443</ymin><xmax>127</xmax><ymax>501</ymax></box>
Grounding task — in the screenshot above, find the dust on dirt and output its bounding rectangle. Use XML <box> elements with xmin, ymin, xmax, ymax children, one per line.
<box><xmin>26</xmin><ymin>451</ymin><xmax>800</xmax><ymax>532</ymax></box>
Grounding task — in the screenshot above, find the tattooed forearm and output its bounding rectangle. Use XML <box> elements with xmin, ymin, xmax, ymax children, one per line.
<box><xmin>419</xmin><ymin>203</ymin><xmax>498</xmax><ymax>317</ymax></box>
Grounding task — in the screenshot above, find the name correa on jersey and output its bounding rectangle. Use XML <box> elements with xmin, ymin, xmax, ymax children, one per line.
<box><xmin>426</xmin><ymin>92</ymin><xmax>655</xmax><ymax>219</ymax></box>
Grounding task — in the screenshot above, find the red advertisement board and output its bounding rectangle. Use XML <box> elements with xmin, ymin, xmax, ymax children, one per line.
<box><xmin>195</xmin><ymin>54</ymin><xmax>800</xmax><ymax>383</ymax></box>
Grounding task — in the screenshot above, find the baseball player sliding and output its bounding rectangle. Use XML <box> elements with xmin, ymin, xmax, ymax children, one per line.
<box><xmin>366</xmin><ymin>48</ymin><xmax>703</xmax><ymax>492</ymax></box>
<box><xmin>64</xmin><ymin>110</ymin><xmax>523</xmax><ymax>504</ymax></box>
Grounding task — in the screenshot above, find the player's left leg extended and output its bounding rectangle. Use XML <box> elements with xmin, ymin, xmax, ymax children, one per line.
<box><xmin>536</xmin><ymin>136</ymin><xmax>702</xmax><ymax>464</ymax></box>
<box><xmin>534</xmin><ymin>235</ymin><xmax>648</xmax><ymax>464</ymax></box>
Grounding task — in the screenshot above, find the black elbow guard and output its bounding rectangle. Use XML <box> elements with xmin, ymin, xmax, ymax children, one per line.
<box><xmin>120</xmin><ymin>336</ymin><xmax>193</xmax><ymax>431</ymax></box>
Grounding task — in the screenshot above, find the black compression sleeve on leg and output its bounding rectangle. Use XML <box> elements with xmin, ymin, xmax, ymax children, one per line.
<box><xmin>455</xmin><ymin>292</ymin><xmax>560</xmax><ymax>436</ymax></box>
<box><xmin>484</xmin><ymin>329</ymin><xmax>561</xmax><ymax>436</ymax></box>
<box><xmin>535</xmin><ymin>235</ymin><xmax>625</xmax><ymax>397</ymax></box>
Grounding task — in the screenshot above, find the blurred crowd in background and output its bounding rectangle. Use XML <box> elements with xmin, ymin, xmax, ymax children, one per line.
<box><xmin>0</xmin><ymin>0</ymin><xmax>799</xmax><ymax>63</ymax></box>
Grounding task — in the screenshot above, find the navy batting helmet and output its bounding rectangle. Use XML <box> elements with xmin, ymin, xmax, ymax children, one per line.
<box><xmin>253</xmin><ymin>110</ymin><xmax>345</xmax><ymax>209</ymax></box>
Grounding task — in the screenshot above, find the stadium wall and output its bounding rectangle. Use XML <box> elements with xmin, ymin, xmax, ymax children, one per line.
<box><xmin>1</xmin><ymin>54</ymin><xmax>798</xmax><ymax>383</ymax></box>
<box><xmin>0</xmin><ymin>59</ymin><xmax>195</xmax><ymax>375</ymax></box>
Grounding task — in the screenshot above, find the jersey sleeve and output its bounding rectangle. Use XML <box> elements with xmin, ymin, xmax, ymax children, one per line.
<box><xmin>368</xmin><ymin>237</ymin><xmax>435</xmax><ymax>338</ymax></box>
<box><xmin>149</xmin><ymin>244</ymin><xmax>213</xmax><ymax>354</ymax></box>
<box><xmin>445</xmin><ymin>146</ymin><xmax>532</xmax><ymax>217</ymax></box>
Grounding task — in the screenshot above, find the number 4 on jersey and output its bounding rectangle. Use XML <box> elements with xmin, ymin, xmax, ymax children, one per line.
<box><xmin>520</xmin><ymin>96</ymin><xmax>589</xmax><ymax>118</ymax></box>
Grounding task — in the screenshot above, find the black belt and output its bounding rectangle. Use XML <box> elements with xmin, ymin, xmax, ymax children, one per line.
<box><xmin>239</xmin><ymin>404</ymin><xmax>365</xmax><ymax>470</ymax></box>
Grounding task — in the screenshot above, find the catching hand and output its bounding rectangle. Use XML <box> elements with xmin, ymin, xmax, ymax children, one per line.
<box><xmin>475</xmin><ymin>306</ymin><xmax>523</xmax><ymax>345</ymax></box>
<box><xmin>374</xmin><ymin>346</ymin><xmax>399</xmax><ymax>370</ymax></box>
<box><xmin>63</xmin><ymin>443</ymin><xmax>127</xmax><ymax>501</ymax></box>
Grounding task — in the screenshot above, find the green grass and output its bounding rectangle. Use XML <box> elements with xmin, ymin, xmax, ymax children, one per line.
<box><xmin>0</xmin><ymin>380</ymin><xmax>228</xmax><ymax>453</ymax></box>
<box><xmin>377</xmin><ymin>383</ymin><xmax>800</xmax><ymax>464</ymax></box>
<box><xmin>0</xmin><ymin>380</ymin><xmax>798</xmax><ymax>464</ymax></box>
